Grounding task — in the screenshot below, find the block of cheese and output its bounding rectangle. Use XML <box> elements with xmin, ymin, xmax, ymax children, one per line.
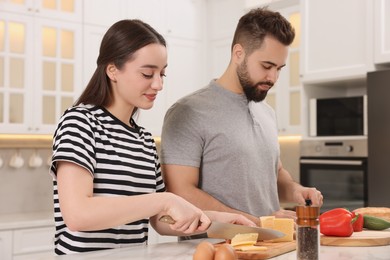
<box><xmin>231</xmin><ymin>233</ymin><xmax>258</xmax><ymax>247</ymax></box>
<box><xmin>268</xmin><ymin>218</ymin><xmax>294</xmax><ymax>242</ymax></box>
<box><xmin>234</xmin><ymin>245</ymin><xmax>268</xmax><ymax>251</ymax></box>
<box><xmin>260</xmin><ymin>216</ymin><xmax>275</xmax><ymax>229</ymax></box>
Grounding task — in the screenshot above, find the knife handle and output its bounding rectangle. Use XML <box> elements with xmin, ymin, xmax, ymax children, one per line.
<box><xmin>159</xmin><ymin>215</ymin><xmax>176</xmax><ymax>224</ymax></box>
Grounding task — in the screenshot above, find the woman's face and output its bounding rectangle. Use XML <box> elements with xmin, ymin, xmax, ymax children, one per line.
<box><xmin>108</xmin><ymin>43</ymin><xmax>168</xmax><ymax>111</ymax></box>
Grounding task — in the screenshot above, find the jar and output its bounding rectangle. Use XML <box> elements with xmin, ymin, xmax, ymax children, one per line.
<box><xmin>296</xmin><ymin>204</ymin><xmax>320</xmax><ymax>260</ymax></box>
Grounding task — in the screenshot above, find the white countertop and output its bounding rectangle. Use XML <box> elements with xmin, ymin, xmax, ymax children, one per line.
<box><xmin>37</xmin><ymin>238</ymin><xmax>390</xmax><ymax>260</ymax></box>
<box><xmin>1</xmin><ymin>213</ymin><xmax>389</xmax><ymax>260</ymax></box>
<box><xmin>0</xmin><ymin>211</ymin><xmax>53</xmax><ymax>230</ymax></box>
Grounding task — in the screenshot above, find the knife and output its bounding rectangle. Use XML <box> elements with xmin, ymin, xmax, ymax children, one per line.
<box><xmin>158</xmin><ymin>215</ymin><xmax>285</xmax><ymax>241</ymax></box>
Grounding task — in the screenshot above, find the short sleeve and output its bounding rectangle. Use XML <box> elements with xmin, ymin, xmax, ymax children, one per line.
<box><xmin>160</xmin><ymin>102</ymin><xmax>204</xmax><ymax>167</ymax></box>
<box><xmin>50</xmin><ymin>109</ymin><xmax>96</xmax><ymax>179</ymax></box>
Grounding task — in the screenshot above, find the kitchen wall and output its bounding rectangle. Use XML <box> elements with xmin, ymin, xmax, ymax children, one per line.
<box><xmin>279</xmin><ymin>138</ymin><xmax>300</xmax><ymax>182</ymax></box>
<box><xmin>0</xmin><ymin>148</ymin><xmax>53</xmax><ymax>215</ymax></box>
<box><xmin>0</xmin><ymin>137</ymin><xmax>299</xmax><ymax>215</ymax></box>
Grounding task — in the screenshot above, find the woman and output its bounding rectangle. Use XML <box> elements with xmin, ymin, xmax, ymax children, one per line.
<box><xmin>50</xmin><ymin>19</ymin><xmax>254</xmax><ymax>255</ymax></box>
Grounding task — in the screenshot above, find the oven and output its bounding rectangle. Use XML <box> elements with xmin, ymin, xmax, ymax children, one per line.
<box><xmin>299</xmin><ymin>138</ymin><xmax>367</xmax><ymax>213</ymax></box>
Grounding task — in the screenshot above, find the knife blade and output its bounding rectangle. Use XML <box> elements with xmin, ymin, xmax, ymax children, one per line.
<box><xmin>158</xmin><ymin>215</ymin><xmax>285</xmax><ymax>241</ymax></box>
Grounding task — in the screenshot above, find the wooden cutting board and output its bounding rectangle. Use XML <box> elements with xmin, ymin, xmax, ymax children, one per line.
<box><xmin>215</xmin><ymin>241</ymin><xmax>296</xmax><ymax>259</ymax></box>
<box><xmin>321</xmin><ymin>230</ymin><xmax>390</xmax><ymax>246</ymax></box>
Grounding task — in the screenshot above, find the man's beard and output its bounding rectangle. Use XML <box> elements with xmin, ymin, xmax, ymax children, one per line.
<box><xmin>237</xmin><ymin>60</ymin><xmax>273</xmax><ymax>102</ymax></box>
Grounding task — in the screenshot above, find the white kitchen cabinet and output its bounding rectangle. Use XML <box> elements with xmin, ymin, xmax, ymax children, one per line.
<box><xmin>82</xmin><ymin>0</ymin><xmax>127</xmax><ymax>27</ymax></box>
<box><xmin>82</xmin><ymin>24</ymin><xmax>107</xmax><ymax>88</ymax></box>
<box><xmin>0</xmin><ymin>226</ymin><xmax>54</xmax><ymax>260</ymax></box>
<box><xmin>82</xmin><ymin>0</ymin><xmax>206</xmax><ymax>136</ymax></box>
<box><xmin>265</xmin><ymin>3</ymin><xmax>302</xmax><ymax>135</ymax></box>
<box><xmin>301</xmin><ymin>0</ymin><xmax>375</xmax><ymax>83</ymax></box>
<box><xmin>0</xmin><ymin>231</ymin><xmax>12</xmax><ymax>260</ymax></box>
<box><xmin>84</xmin><ymin>0</ymin><xmax>205</xmax><ymax>40</ymax></box>
<box><xmin>0</xmin><ymin>0</ymin><xmax>82</xmax><ymax>22</ymax></box>
<box><xmin>137</xmin><ymin>36</ymin><xmax>205</xmax><ymax>136</ymax></box>
<box><xmin>374</xmin><ymin>0</ymin><xmax>390</xmax><ymax>64</ymax></box>
<box><xmin>13</xmin><ymin>226</ymin><xmax>54</xmax><ymax>256</ymax></box>
<box><xmin>0</xmin><ymin>2</ymin><xmax>82</xmax><ymax>134</ymax></box>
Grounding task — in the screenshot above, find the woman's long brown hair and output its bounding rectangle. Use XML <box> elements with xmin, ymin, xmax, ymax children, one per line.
<box><xmin>75</xmin><ymin>19</ymin><xmax>166</xmax><ymax>118</ymax></box>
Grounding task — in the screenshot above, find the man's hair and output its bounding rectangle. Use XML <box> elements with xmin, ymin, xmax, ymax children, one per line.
<box><xmin>231</xmin><ymin>7</ymin><xmax>295</xmax><ymax>55</ymax></box>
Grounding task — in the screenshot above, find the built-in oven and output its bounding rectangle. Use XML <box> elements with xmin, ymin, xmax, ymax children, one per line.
<box><xmin>300</xmin><ymin>138</ymin><xmax>367</xmax><ymax>213</ymax></box>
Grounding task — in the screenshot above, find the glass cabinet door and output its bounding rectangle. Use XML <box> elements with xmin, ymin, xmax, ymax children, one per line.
<box><xmin>0</xmin><ymin>13</ymin><xmax>33</xmax><ymax>132</ymax></box>
<box><xmin>265</xmin><ymin>6</ymin><xmax>301</xmax><ymax>136</ymax></box>
<box><xmin>0</xmin><ymin>4</ymin><xmax>82</xmax><ymax>134</ymax></box>
<box><xmin>34</xmin><ymin>18</ymin><xmax>81</xmax><ymax>133</ymax></box>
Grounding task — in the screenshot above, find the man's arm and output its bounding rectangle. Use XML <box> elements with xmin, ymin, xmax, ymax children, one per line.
<box><xmin>162</xmin><ymin>164</ymin><xmax>261</xmax><ymax>225</ymax></box>
<box><xmin>277</xmin><ymin>159</ymin><xmax>323</xmax><ymax>207</ymax></box>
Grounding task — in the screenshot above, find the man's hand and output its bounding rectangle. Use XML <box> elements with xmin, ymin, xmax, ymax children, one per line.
<box><xmin>272</xmin><ymin>209</ymin><xmax>297</xmax><ymax>219</ymax></box>
<box><xmin>293</xmin><ymin>187</ymin><xmax>323</xmax><ymax>207</ymax></box>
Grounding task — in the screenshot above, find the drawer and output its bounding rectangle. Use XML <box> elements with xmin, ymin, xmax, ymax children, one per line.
<box><xmin>13</xmin><ymin>226</ymin><xmax>55</xmax><ymax>255</ymax></box>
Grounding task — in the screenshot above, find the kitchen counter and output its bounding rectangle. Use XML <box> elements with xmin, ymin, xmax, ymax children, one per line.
<box><xmin>40</xmin><ymin>238</ymin><xmax>390</xmax><ymax>260</ymax></box>
<box><xmin>0</xmin><ymin>211</ymin><xmax>53</xmax><ymax>230</ymax></box>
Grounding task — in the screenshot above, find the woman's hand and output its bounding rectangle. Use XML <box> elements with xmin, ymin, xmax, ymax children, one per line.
<box><xmin>204</xmin><ymin>211</ymin><xmax>256</xmax><ymax>227</ymax></box>
<box><xmin>163</xmin><ymin>193</ymin><xmax>211</xmax><ymax>234</ymax></box>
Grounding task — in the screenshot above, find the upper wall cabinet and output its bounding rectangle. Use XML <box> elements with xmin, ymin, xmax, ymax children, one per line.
<box><xmin>0</xmin><ymin>0</ymin><xmax>82</xmax><ymax>134</ymax></box>
<box><xmin>82</xmin><ymin>0</ymin><xmax>207</xmax><ymax>136</ymax></box>
<box><xmin>266</xmin><ymin>4</ymin><xmax>302</xmax><ymax>136</ymax></box>
<box><xmin>0</xmin><ymin>0</ymin><xmax>82</xmax><ymax>22</ymax></box>
<box><xmin>84</xmin><ymin>0</ymin><xmax>205</xmax><ymax>41</ymax></box>
<box><xmin>83</xmin><ymin>0</ymin><xmax>127</xmax><ymax>27</ymax></box>
<box><xmin>301</xmin><ymin>0</ymin><xmax>375</xmax><ymax>84</ymax></box>
<box><xmin>374</xmin><ymin>0</ymin><xmax>390</xmax><ymax>64</ymax></box>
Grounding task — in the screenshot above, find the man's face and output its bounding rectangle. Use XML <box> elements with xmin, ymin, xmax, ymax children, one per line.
<box><xmin>236</xmin><ymin>36</ymin><xmax>289</xmax><ymax>102</ymax></box>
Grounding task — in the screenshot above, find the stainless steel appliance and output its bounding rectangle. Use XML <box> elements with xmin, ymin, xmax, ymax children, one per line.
<box><xmin>309</xmin><ymin>96</ymin><xmax>367</xmax><ymax>137</ymax></box>
<box><xmin>367</xmin><ymin>69</ymin><xmax>390</xmax><ymax>207</ymax></box>
<box><xmin>300</xmin><ymin>138</ymin><xmax>367</xmax><ymax>212</ymax></box>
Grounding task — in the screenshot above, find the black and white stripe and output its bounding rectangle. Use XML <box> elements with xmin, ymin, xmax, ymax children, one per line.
<box><xmin>50</xmin><ymin>104</ymin><xmax>165</xmax><ymax>255</ymax></box>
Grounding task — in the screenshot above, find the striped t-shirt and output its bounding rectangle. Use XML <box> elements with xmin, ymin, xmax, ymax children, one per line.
<box><xmin>50</xmin><ymin>104</ymin><xmax>165</xmax><ymax>255</ymax></box>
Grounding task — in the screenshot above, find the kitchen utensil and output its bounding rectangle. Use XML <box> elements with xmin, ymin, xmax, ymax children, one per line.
<box><xmin>158</xmin><ymin>215</ymin><xmax>285</xmax><ymax>241</ymax></box>
<box><xmin>29</xmin><ymin>150</ymin><xmax>43</xmax><ymax>168</ymax></box>
<box><xmin>9</xmin><ymin>151</ymin><xmax>24</xmax><ymax>169</ymax></box>
<box><xmin>321</xmin><ymin>230</ymin><xmax>390</xmax><ymax>246</ymax></box>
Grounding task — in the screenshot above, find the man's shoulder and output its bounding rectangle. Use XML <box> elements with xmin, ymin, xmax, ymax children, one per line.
<box><xmin>176</xmin><ymin>84</ymin><xmax>219</xmax><ymax>108</ymax></box>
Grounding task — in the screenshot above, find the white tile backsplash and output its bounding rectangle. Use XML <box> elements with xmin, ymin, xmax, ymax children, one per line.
<box><xmin>0</xmin><ymin>138</ymin><xmax>301</xmax><ymax>215</ymax></box>
<box><xmin>0</xmin><ymin>148</ymin><xmax>53</xmax><ymax>215</ymax></box>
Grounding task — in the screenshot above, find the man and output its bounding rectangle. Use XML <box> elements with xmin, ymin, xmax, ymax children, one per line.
<box><xmin>160</xmin><ymin>7</ymin><xmax>323</xmax><ymax>226</ymax></box>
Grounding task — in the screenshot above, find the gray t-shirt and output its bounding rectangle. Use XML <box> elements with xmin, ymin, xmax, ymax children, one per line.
<box><xmin>161</xmin><ymin>80</ymin><xmax>280</xmax><ymax>216</ymax></box>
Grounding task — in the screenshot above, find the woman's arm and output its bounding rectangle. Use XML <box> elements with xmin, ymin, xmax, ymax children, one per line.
<box><xmin>56</xmin><ymin>161</ymin><xmax>210</xmax><ymax>234</ymax></box>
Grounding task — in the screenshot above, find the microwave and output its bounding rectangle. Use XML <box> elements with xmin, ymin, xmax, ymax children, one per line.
<box><xmin>309</xmin><ymin>96</ymin><xmax>367</xmax><ymax>137</ymax></box>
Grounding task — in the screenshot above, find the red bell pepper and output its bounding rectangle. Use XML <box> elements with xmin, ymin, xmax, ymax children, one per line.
<box><xmin>319</xmin><ymin>208</ymin><xmax>354</xmax><ymax>237</ymax></box>
<box><xmin>352</xmin><ymin>212</ymin><xmax>364</xmax><ymax>232</ymax></box>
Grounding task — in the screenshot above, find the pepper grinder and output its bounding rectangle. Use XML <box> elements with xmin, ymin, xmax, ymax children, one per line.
<box><xmin>296</xmin><ymin>200</ymin><xmax>320</xmax><ymax>260</ymax></box>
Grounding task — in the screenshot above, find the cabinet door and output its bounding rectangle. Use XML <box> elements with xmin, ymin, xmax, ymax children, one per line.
<box><xmin>267</xmin><ymin>5</ymin><xmax>302</xmax><ymax>135</ymax></box>
<box><xmin>31</xmin><ymin>17</ymin><xmax>82</xmax><ymax>134</ymax></box>
<box><xmin>126</xmin><ymin>0</ymin><xmax>165</xmax><ymax>34</ymax></box>
<box><xmin>0</xmin><ymin>0</ymin><xmax>32</xmax><ymax>14</ymax></box>
<box><xmin>301</xmin><ymin>0</ymin><xmax>374</xmax><ymax>83</ymax></box>
<box><xmin>13</xmin><ymin>226</ymin><xmax>54</xmax><ymax>255</ymax></box>
<box><xmin>0</xmin><ymin>12</ymin><xmax>34</xmax><ymax>133</ymax></box>
<box><xmin>374</xmin><ymin>0</ymin><xmax>390</xmax><ymax>64</ymax></box>
<box><xmin>33</xmin><ymin>0</ymin><xmax>82</xmax><ymax>23</ymax></box>
<box><xmin>163</xmin><ymin>0</ymin><xmax>205</xmax><ymax>40</ymax></box>
<box><xmin>137</xmin><ymin>37</ymin><xmax>204</xmax><ymax>136</ymax></box>
<box><xmin>0</xmin><ymin>0</ymin><xmax>82</xmax><ymax>22</ymax></box>
<box><xmin>82</xmin><ymin>25</ymin><xmax>107</xmax><ymax>87</ymax></box>
<box><xmin>83</xmin><ymin>0</ymin><xmax>127</xmax><ymax>27</ymax></box>
<box><xmin>0</xmin><ymin>230</ymin><xmax>13</xmax><ymax>260</ymax></box>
